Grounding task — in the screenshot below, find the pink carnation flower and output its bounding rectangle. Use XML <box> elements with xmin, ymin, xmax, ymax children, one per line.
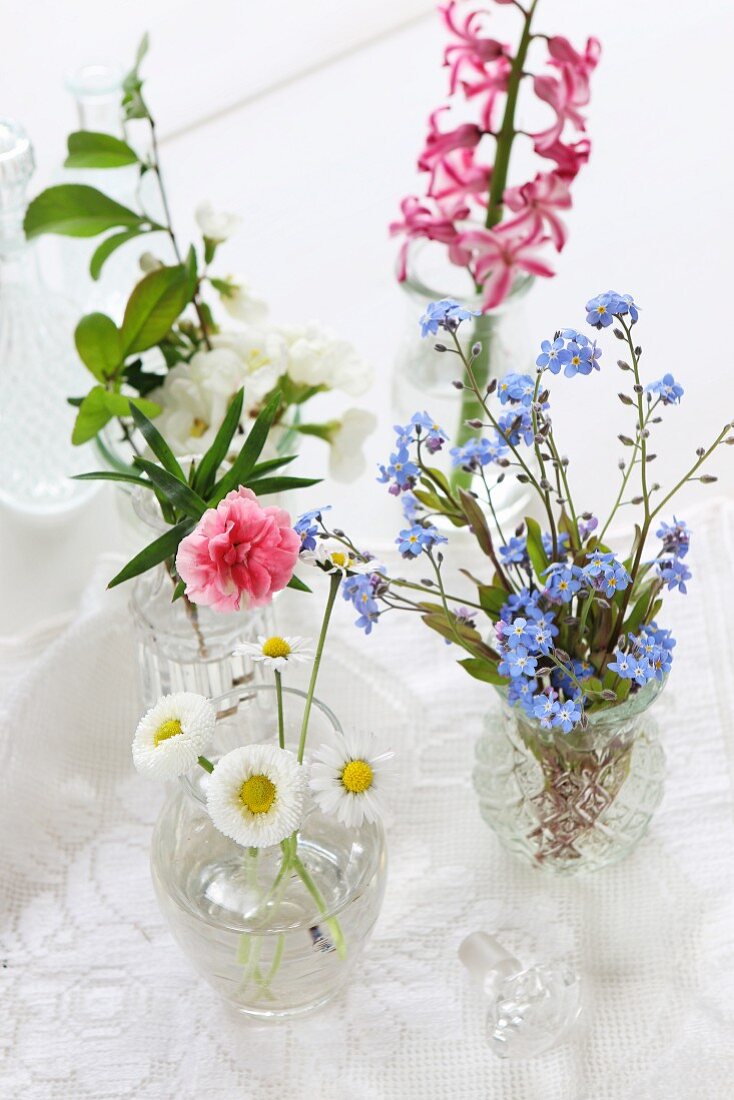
<box><xmin>176</xmin><ymin>488</ymin><xmax>300</xmax><ymax>613</ymax></box>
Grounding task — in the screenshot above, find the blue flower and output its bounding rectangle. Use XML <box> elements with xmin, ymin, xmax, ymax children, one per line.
<box><xmin>410</xmin><ymin>411</ymin><xmax>448</xmax><ymax>453</ymax></box>
<box><xmin>585</xmin><ymin>291</ymin><xmax>640</xmax><ymax>328</ymax></box>
<box><xmin>646</xmin><ymin>373</ymin><xmax>684</xmax><ymax>405</ymax></box>
<box><xmin>506</xmin><ymin>646</ymin><xmax>538</xmax><ymax>679</ymax></box>
<box><xmin>528</xmin><ymin>620</ymin><xmax>554</xmax><ymax>655</ymax></box>
<box><xmin>578</xmin><ymin>515</ymin><xmax>599</xmax><ymax>541</ymax></box>
<box><xmin>533</xmin><ymin>691</ymin><xmax>559</xmax><ymax>728</ymax></box>
<box><xmin>629</xmin><ymin>625</ymin><xmax>675</xmax><ymax>680</ymax></box>
<box><xmin>501</xmin><ymin>615</ymin><xmax>534</xmax><ymax>650</ymax></box>
<box><xmin>497</xmin><ymin>409</ymin><xmax>535</xmax><ymax>447</ymax></box>
<box><xmin>500</xmin><ymin>536</ymin><xmax>528</xmax><ymax>565</ymax></box>
<box><xmin>450</xmin><ymin>436</ymin><xmax>508</xmax><ymax>471</ymax></box>
<box><xmin>377</xmin><ymin>447</ymin><xmax>420</xmax><ymax>495</ymax></box>
<box><xmin>582</xmin><ymin>552</ymin><xmax>631</xmax><ymax>597</ymax></box>
<box><xmin>542</xmin><ymin>531</ymin><xmax>570</xmax><ymax>558</ymax></box>
<box><xmin>419</xmin><ymin>298</ymin><xmax>479</xmax><ymax>338</ymax></box>
<box><xmin>656</xmin><ymin>517</ymin><xmax>690</xmax><ymax>558</ymax></box>
<box><xmin>396</xmin><ymin>523</ymin><xmax>448</xmax><ymax>558</ymax></box>
<box><xmin>552</xmin><ymin>697</ymin><xmax>583</xmax><ymax>733</ymax></box>
<box><xmin>608</xmin><ymin>648</ymin><xmax>633</xmax><ymax>679</ymax></box>
<box><xmin>563</xmin><ymin>337</ymin><xmax>595</xmax><ymax>378</ymax></box>
<box><xmin>497</xmin><ymin>372</ymin><xmax>536</xmax><ymax>406</ymax></box>
<box><xmin>509</xmin><ymin>677</ymin><xmax>539</xmax><ymax>715</ymax></box>
<box><xmin>501</xmin><ymin>588</ymin><xmax>540</xmax><ymax>619</ymax></box>
<box><xmin>657</xmin><ymin>557</ymin><xmax>692</xmax><ymax>594</ymax></box>
<box><xmin>543</xmin><ymin>563</ymin><xmax>582</xmax><ymax>603</ymax></box>
<box><xmin>295</xmin><ymin>506</ymin><xmax>331</xmax><ymax>551</ymax></box>
<box><xmin>536</xmin><ymin>337</ymin><xmax>571</xmax><ymax>375</ymax></box>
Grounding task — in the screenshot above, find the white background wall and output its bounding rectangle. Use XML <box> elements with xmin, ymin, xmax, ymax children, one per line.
<box><xmin>2</xmin><ymin>0</ymin><xmax>734</xmax><ymax>632</ymax></box>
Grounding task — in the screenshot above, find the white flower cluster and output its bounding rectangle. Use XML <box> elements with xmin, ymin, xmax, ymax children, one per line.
<box><xmin>132</xmin><ymin>687</ymin><xmax>393</xmax><ymax>848</ymax></box>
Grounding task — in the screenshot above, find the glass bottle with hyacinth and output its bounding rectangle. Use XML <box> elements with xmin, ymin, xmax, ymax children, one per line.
<box><xmin>302</xmin><ymin>293</ymin><xmax>732</xmax><ymax>873</ymax></box>
<box><xmin>130</xmin><ymin>514</ymin><xmax>393</xmax><ymax>1017</ymax></box>
<box><xmin>391</xmin><ymin>0</ymin><xmax>600</xmax><ymax>492</ymax></box>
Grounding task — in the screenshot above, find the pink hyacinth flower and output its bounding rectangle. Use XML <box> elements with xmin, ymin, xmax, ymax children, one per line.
<box><xmin>428</xmin><ymin>146</ymin><xmax>492</xmax><ymax>203</ymax></box>
<box><xmin>461</xmin><ymin>54</ymin><xmax>511</xmax><ymax>131</ymax></box>
<box><xmin>176</xmin><ymin>487</ymin><xmax>300</xmax><ymax>613</ymax></box>
<box><xmin>458</xmin><ymin>227</ymin><xmax>556</xmax><ymax>310</ymax></box>
<box><xmin>502</xmin><ymin>171</ymin><xmax>572</xmax><ymax>252</ymax></box>
<box><xmin>534</xmin><ymin>136</ymin><xmax>591</xmax><ymax>181</ymax></box>
<box><xmin>440</xmin><ymin>2</ymin><xmax>506</xmax><ymax>94</ymax></box>
<box><xmin>389</xmin><ymin>195</ymin><xmax>471</xmax><ymax>280</ymax></box>
<box><xmin>417</xmin><ymin>108</ymin><xmax>483</xmax><ymax>173</ymax></box>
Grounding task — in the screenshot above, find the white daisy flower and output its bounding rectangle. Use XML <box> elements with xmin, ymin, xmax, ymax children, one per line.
<box><xmin>300</xmin><ymin>540</ymin><xmax>376</xmax><ymax>576</ymax></box>
<box><xmin>233</xmin><ymin>634</ymin><xmax>313</xmax><ymax>672</ymax></box>
<box><xmin>309</xmin><ymin>732</ymin><xmax>394</xmax><ymax>828</ymax></box>
<box><xmin>132</xmin><ymin>692</ymin><xmax>215</xmax><ymax>780</ymax></box>
<box><xmin>206</xmin><ymin>744</ymin><xmax>306</xmax><ymax>848</ymax></box>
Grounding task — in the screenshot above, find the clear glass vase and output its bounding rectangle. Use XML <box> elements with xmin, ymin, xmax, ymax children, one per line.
<box><xmin>392</xmin><ymin>239</ymin><xmax>534</xmax><ymax>523</ymax></box>
<box><xmin>473</xmin><ymin>679</ymin><xmax>666</xmax><ymax>875</ymax></box>
<box><xmin>151</xmin><ymin>685</ymin><xmax>388</xmax><ymax>1018</ymax></box>
<box><xmin>129</xmin><ymin>490</ymin><xmax>275</xmax><ymax>708</ymax></box>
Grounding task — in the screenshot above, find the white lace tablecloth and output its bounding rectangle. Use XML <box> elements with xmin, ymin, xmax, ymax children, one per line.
<box><xmin>2</xmin><ymin>502</ymin><xmax>734</xmax><ymax>1099</ymax></box>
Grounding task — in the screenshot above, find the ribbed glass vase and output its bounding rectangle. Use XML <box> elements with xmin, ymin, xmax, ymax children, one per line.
<box><xmin>150</xmin><ymin>685</ymin><xmax>387</xmax><ymax>1018</ymax></box>
<box><xmin>473</xmin><ymin>679</ymin><xmax>666</xmax><ymax>875</ymax></box>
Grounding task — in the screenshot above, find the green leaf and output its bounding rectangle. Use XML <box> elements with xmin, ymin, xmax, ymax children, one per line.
<box><xmin>72</xmin><ymin>470</ymin><xmax>152</xmax><ymax>488</ymax></box>
<box><xmin>458</xmin><ymin>489</ymin><xmax>493</xmax><ymax>558</ymax></box>
<box><xmin>477</xmin><ymin>584</ymin><xmax>508</xmax><ymax>619</ymax></box>
<box><xmin>129</xmin><ymin>402</ymin><xmax>184</xmax><ymax>480</ymax></box>
<box><xmin>293</xmin><ymin>421</ymin><xmax>337</xmax><ymax>443</ymax></box>
<box><xmin>459</xmin><ymin>657</ymin><xmax>507</xmax><ymax>685</ymax></box>
<box><xmin>74</xmin><ymin>313</ymin><xmax>122</xmax><ymax>381</ymax></box>
<box><xmin>24</xmin><ymin>184</ymin><xmax>143</xmax><ymax>239</ymax></box>
<box><xmin>122</xmin><ymin>358</ymin><xmax>165</xmax><ymax>397</ymax></box>
<box><xmin>108</xmin><ymin>518</ymin><xmax>194</xmax><ymax>589</ymax></box>
<box><xmin>122</xmin><ymin>33</ymin><xmax>150</xmax><ymax>121</ymax></box>
<box><xmin>64</xmin><ymin>131</ymin><xmax>140</xmax><ymax>169</ymax></box>
<box><xmin>72</xmin><ymin>386</ymin><xmax>115</xmax><ymax>444</ymax></box>
<box><xmin>90</xmin><ymin>228</ymin><xmax>147</xmax><ymax>281</ymax></box>
<box><xmin>192</xmin><ymin>389</ymin><xmax>244</xmax><ymax>497</ymax></box>
<box><xmin>525</xmin><ymin>516</ymin><xmax>549</xmax><ymax>579</ymax></box>
<box><xmin>422</xmin><ymin>465</ymin><xmax>453</xmax><ymax>498</ymax></box>
<box><xmin>287</xmin><ymin>574</ymin><xmax>312</xmax><ymax>594</ymax></box>
<box><xmin>133</xmin><ymin>457</ymin><xmax>207</xmax><ymax>519</ymax></box>
<box><xmin>120</xmin><ymin>265</ymin><xmax>190</xmax><ymax>354</ymax></box>
<box><xmin>210</xmin><ymin>391</ymin><xmax>283</xmax><ymax>504</ymax></box>
<box><xmin>248</xmin><ymin>455</ymin><xmax>298</xmax><ymax>479</ymax></box>
<box><xmin>249</xmin><ymin>476</ymin><xmax>321</xmax><ymax>497</ymax></box>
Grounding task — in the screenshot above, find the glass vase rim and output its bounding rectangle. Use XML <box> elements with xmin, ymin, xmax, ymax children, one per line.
<box><xmin>494</xmin><ymin>672</ymin><xmax>667</xmax><ymax>732</ymax></box>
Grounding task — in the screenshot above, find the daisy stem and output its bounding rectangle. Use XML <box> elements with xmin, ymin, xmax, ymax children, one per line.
<box><xmin>274</xmin><ymin>670</ymin><xmax>285</xmax><ymax>749</ymax></box>
<box><xmin>197</xmin><ymin>755</ymin><xmax>214</xmax><ymax>773</ymax></box>
<box><xmin>292</xmin><ymin>854</ymin><xmax>347</xmax><ymax>960</ymax></box>
<box><xmin>297</xmin><ymin>572</ymin><xmax>340</xmax><ymax>764</ymax></box>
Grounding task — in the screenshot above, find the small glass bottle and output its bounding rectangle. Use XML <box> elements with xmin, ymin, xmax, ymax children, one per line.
<box><xmin>0</xmin><ymin>118</ymin><xmax>97</xmax><ymax>516</ymax></box>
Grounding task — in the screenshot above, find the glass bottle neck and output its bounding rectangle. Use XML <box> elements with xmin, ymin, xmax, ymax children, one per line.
<box><xmin>66</xmin><ymin>64</ymin><xmax>124</xmax><ymax>136</ymax></box>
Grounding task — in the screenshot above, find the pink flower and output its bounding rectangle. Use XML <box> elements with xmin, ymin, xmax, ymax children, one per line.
<box><xmin>461</xmin><ymin>55</ymin><xmax>511</xmax><ymax>131</ymax></box>
<box><xmin>502</xmin><ymin>171</ymin><xmax>571</xmax><ymax>251</ymax></box>
<box><xmin>534</xmin><ymin>136</ymin><xmax>591</xmax><ymax>181</ymax></box>
<box><xmin>428</xmin><ymin>147</ymin><xmax>492</xmax><ymax>203</ymax></box>
<box><xmin>176</xmin><ymin>488</ymin><xmax>300</xmax><ymax>613</ymax></box>
<box><xmin>389</xmin><ymin>195</ymin><xmax>471</xmax><ymax>281</ymax></box>
<box><xmin>440</xmin><ymin>2</ymin><xmax>506</xmax><ymax>94</ymax></box>
<box><xmin>417</xmin><ymin>108</ymin><xmax>483</xmax><ymax>174</ymax></box>
<box><xmin>458</xmin><ymin>227</ymin><xmax>556</xmax><ymax>310</ymax></box>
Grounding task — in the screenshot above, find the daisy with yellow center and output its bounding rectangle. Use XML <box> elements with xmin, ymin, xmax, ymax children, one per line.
<box><xmin>309</xmin><ymin>732</ymin><xmax>394</xmax><ymax>828</ymax></box>
<box><xmin>234</xmin><ymin>634</ymin><xmax>313</xmax><ymax>672</ymax></box>
<box><xmin>132</xmin><ymin>692</ymin><xmax>215</xmax><ymax>779</ymax></box>
<box><xmin>206</xmin><ymin>743</ymin><xmax>306</xmax><ymax>847</ymax></box>
<box><xmin>301</xmin><ymin>539</ymin><xmax>376</xmax><ymax>576</ymax></box>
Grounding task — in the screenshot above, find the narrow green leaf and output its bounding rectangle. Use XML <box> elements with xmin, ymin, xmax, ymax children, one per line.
<box><xmin>458</xmin><ymin>489</ymin><xmax>493</xmax><ymax>558</ymax></box>
<box><xmin>24</xmin><ymin>184</ymin><xmax>143</xmax><ymax>239</ymax></box>
<box><xmin>72</xmin><ymin>470</ymin><xmax>152</xmax><ymax>488</ymax></box>
<box><xmin>210</xmin><ymin>391</ymin><xmax>282</xmax><ymax>504</ymax></box>
<box><xmin>249</xmin><ymin>476</ymin><xmax>321</xmax><ymax>497</ymax></box>
<box><xmin>129</xmin><ymin>402</ymin><xmax>184</xmax><ymax>480</ymax></box>
<box><xmin>120</xmin><ymin>264</ymin><xmax>190</xmax><ymax>354</ymax></box>
<box><xmin>248</xmin><ymin>455</ymin><xmax>298</xmax><ymax>479</ymax></box>
<box><xmin>477</xmin><ymin>584</ymin><xmax>508</xmax><ymax>619</ymax></box>
<box><xmin>74</xmin><ymin>313</ymin><xmax>122</xmax><ymax>381</ymax></box>
<box><xmin>90</xmin><ymin>228</ymin><xmax>147</xmax><ymax>281</ymax></box>
<box><xmin>525</xmin><ymin>516</ymin><xmax>549</xmax><ymax>578</ymax></box>
<box><xmin>192</xmin><ymin>389</ymin><xmax>244</xmax><ymax>497</ymax></box>
<box><xmin>287</xmin><ymin>574</ymin><xmax>312</xmax><ymax>594</ymax></box>
<box><xmin>64</xmin><ymin>130</ymin><xmax>140</xmax><ymax>169</ymax></box>
<box><xmin>459</xmin><ymin>657</ymin><xmax>507</xmax><ymax>685</ymax></box>
<box><xmin>133</xmin><ymin>457</ymin><xmax>207</xmax><ymax>519</ymax></box>
<box><xmin>108</xmin><ymin>519</ymin><xmax>194</xmax><ymax>589</ymax></box>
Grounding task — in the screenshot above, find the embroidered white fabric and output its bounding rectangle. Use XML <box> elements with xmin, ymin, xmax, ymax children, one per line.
<box><xmin>2</xmin><ymin>502</ymin><xmax>734</xmax><ymax>1099</ymax></box>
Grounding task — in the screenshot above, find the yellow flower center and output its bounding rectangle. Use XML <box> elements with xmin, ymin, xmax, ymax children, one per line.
<box><xmin>239</xmin><ymin>774</ymin><xmax>276</xmax><ymax>814</ymax></box>
<box><xmin>154</xmin><ymin>718</ymin><xmax>183</xmax><ymax>746</ymax></box>
<box><xmin>571</xmin><ymin>356</ymin><xmax>580</xmax><ymax>365</ymax></box>
<box><xmin>190</xmin><ymin>417</ymin><xmax>209</xmax><ymax>438</ymax></box>
<box><xmin>331</xmin><ymin>551</ymin><xmax>347</xmax><ymax>568</ymax></box>
<box><xmin>261</xmin><ymin>636</ymin><xmax>292</xmax><ymax>659</ymax></box>
<box><xmin>341</xmin><ymin>759</ymin><xmax>374</xmax><ymax>794</ymax></box>
<box><xmin>597</xmin><ymin>305</ymin><xmax>607</xmax><ymax>314</ymax></box>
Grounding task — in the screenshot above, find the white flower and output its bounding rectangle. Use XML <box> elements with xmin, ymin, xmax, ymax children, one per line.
<box><xmin>309</xmin><ymin>732</ymin><xmax>394</xmax><ymax>828</ymax></box>
<box><xmin>234</xmin><ymin>634</ymin><xmax>313</xmax><ymax>672</ymax></box>
<box><xmin>300</xmin><ymin>540</ymin><xmax>376</xmax><ymax>575</ymax></box>
<box><xmin>211</xmin><ymin>328</ymin><xmax>287</xmax><ymax>411</ymax></box>
<box><xmin>217</xmin><ymin>277</ymin><xmax>269</xmax><ymax>325</ymax></box>
<box><xmin>207</xmin><ymin>744</ymin><xmax>306</xmax><ymax>847</ymax></box>
<box><xmin>328</xmin><ymin>408</ymin><xmax>377</xmax><ymax>483</ymax></box>
<box><xmin>195</xmin><ymin>200</ymin><xmax>241</xmax><ymax>243</ymax></box>
<box><xmin>278</xmin><ymin>322</ymin><xmax>372</xmax><ymax>396</ymax></box>
<box><xmin>132</xmin><ymin>692</ymin><xmax>215</xmax><ymax>780</ymax></box>
<box><xmin>147</xmin><ymin>347</ymin><xmax>246</xmax><ymax>455</ymax></box>
<box><xmin>139</xmin><ymin>251</ymin><xmax>163</xmax><ymax>273</ymax></box>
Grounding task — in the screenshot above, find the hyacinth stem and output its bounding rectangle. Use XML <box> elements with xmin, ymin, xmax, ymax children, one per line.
<box><xmin>297</xmin><ymin>571</ymin><xmax>340</xmax><ymax>764</ymax></box>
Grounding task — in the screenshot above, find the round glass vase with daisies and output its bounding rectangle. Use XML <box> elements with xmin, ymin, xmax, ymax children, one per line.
<box><xmin>131</xmin><ymin>537</ymin><xmax>392</xmax><ymax>1018</ymax></box>
<box><xmin>315</xmin><ymin>290</ymin><xmax>732</xmax><ymax>874</ymax></box>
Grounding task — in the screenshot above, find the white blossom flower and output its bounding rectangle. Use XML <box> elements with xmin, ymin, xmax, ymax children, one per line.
<box><xmin>211</xmin><ymin>328</ymin><xmax>287</xmax><ymax>410</ymax></box>
<box><xmin>194</xmin><ymin>200</ymin><xmax>241</xmax><ymax>243</ymax></box>
<box><xmin>300</xmin><ymin>539</ymin><xmax>376</xmax><ymax>575</ymax></box>
<box><xmin>147</xmin><ymin>347</ymin><xmax>247</xmax><ymax>455</ymax></box>
<box><xmin>217</xmin><ymin>277</ymin><xmax>269</xmax><ymax>325</ymax></box>
<box><xmin>278</xmin><ymin>322</ymin><xmax>372</xmax><ymax>396</ymax></box>
<box><xmin>309</xmin><ymin>732</ymin><xmax>394</xmax><ymax>827</ymax></box>
<box><xmin>234</xmin><ymin>635</ymin><xmax>313</xmax><ymax>672</ymax></box>
<box><xmin>328</xmin><ymin>408</ymin><xmax>377</xmax><ymax>483</ymax></box>
<box><xmin>132</xmin><ymin>692</ymin><xmax>215</xmax><ymax>780</ymax></box>
<box><xmin>207</xmin><ymin>744</ymin><xmax>306</xmax><ymax>847</ymax></box>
